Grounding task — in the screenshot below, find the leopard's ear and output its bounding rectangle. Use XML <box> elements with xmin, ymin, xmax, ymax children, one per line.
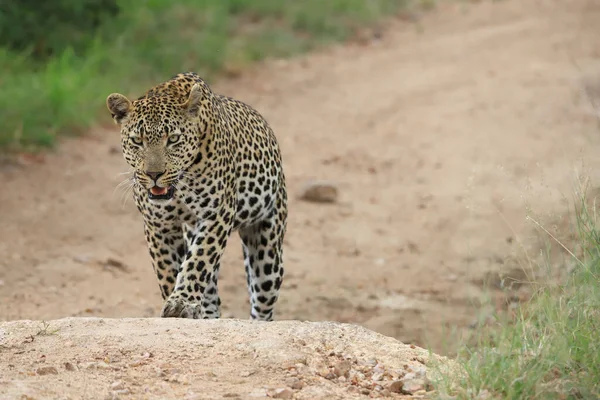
<box><xmin>106</xmin><ymin>93</ymin><xmax>132</xmax><ymax>125</ymax></box>
<box><xmin>183</xmin><ymin>83</ymin><xmax>206</xmax><ymax>118</ymax></box>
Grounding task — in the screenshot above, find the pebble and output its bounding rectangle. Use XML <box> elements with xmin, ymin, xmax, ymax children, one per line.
<box><xmin>36</xmin><ymin>366</ymin><xmax>58</xmax><ymax>375</ymax></box>
<box><xmin>388</xmin><ymin>380</ymin><xmax>403</xmax><ymax>393</ymax></box>
<box><xmin>362</xmin><ymin>358</ymin><xmax>378</xmax><ymax>367</ymax></box>
<box><xmin>64</xmin><ymin>362</ymin><xmax>76</xmax><ymax>371</ymax></box>
<box><xmin>270</xmin><ymin>388</ymin><xmax>294</xmax><ymax>399</ymax></box>
<box><xmin>297</xmin><ymin>180</ymin><xmax>339</xmax><ymax>203</ymax></box>
<box><xmin>285</xmin><ymin>377</ymin><xmax>303</xmax><ymax>390</ymax></box>
<box><xmin>400</xmin><ymin>378</ymin><xmax>426</xmax><ymax>394</ymax></box>
<box><xmin>371</xmin><ymin>372</ymin><xmax>384</xmax><ymax>381</ymax></box>
<box><xmin>409</xmin><ymin>365</ymin><xmax>427</xmax><ymax>378</ymax></box>
<box><xmin>333</xmin><ymin>360</ymin><xmax>352</xmax><ymax>378</ymax></box>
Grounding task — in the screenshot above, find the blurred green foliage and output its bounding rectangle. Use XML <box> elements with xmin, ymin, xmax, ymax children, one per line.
<box><xmin>0</xmin><ymin>0</ymin><xmax>409</xmax><ymax>150</ymax></box>
<box><xmin>0</xmin><ymin>0</ymin><xmax>119</xmax><ymax>60</ymax></box>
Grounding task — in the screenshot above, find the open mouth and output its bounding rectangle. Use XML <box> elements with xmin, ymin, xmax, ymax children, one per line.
<box><xmin>148</xmin><ymin>185</ymin><xmax>175</xmax><ymax>200</ymax></box>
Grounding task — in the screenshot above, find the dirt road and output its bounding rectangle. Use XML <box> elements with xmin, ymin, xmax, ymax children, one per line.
<box><xmin>1</xmin><ymin>0</ymin><xmax>599</xmax><ymax>355</ymax></box>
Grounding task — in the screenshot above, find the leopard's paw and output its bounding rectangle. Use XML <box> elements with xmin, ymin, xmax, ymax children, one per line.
<box><xmin>161</xmin><ymin>296</ymin><xmax>201</xmax><ymax>319</ymax></box>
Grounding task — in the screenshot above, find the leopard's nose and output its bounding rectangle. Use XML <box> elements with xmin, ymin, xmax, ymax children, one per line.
<box><xmin>145</xmin><ymin>171</ymin><xmax>164</xmax><ymax>181</ymax></box>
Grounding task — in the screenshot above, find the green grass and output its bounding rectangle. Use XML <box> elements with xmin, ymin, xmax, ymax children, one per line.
<box><xmin>434</xmin><ymin>181</ymin><xmax>600</xmax><ymax>399</ymax></box>
<box><xmin>0</xmin><ymin>0</ymin><xmax>415</xmax><ymax>150</ymax></box>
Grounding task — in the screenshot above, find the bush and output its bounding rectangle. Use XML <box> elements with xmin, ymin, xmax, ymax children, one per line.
<box><xmin>0</xmin><ymin>0</ymin><xmax>411</xmax><ymax>150</ymax></box>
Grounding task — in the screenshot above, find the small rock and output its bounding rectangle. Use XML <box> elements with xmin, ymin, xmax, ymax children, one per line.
<box><xmin>240</xmin><ymin>370</ymin><xmax>256</xmax><ymax>377</ymax></box>
<box><xmin>403</xmin><ymin>372</ymin><xmax>416</xmax><ymax>381</ymax></box>
<box><xmin>64</xmin><ymin>362</ymin><xmax>76</xmax><ymax>371</ymax></box>
<box><xmin>373</xmin><ymin>363</ymin><xmax>385</xmax><ymax>373</ymax></box>
<box><xmin>371</xmin><ymin>372</ymin><xmax>384</xmax><ymax>381</ymax></box>
<box><xmin>104</xmin><ymin>258</ymin><xmax>129</xmax><ymax>272</ymax></box>
<box><xmin>408</xmin><ymin>364</ymin><xmax>427</xmax><ymax>378</ymax></box>
<box><xmin>36</xmin><ymin>366</ymin><xmax>58</xmax><ymax>375</ymax></box>
<box><xmin>400</xmin><ymin>378</ymin><xmax>425</xmax><ymax>395</ymax></box>
<box><xmin>110</xmin><ymin>381</ymin><xmax>125</xmax><ymax>391</ymax></box>
<box><xmin>285</xmin><ymin>377</ymin><xmax>303</xmax><ymax>390</ymax></box>
<box><xmin>270</xmin><ymin>388</ymin><xmax>294</xmax><ymax>399</ymax></box>
<box><xmin>388</xmin><ymin>381</ymin><xmax>403</xmax><ymax>393</ymax></box>
<box><xmin>360</xmin><ymin>380</ymin><xmax>373</xmax><ymax>389</ymax></box>
<box><xmin>333</xmin><ymin>360</ymin><xmax>352</xmax><ymax>377</ymax></box>
<box><xmin>362</xmin><ymin>359</ymin><xmax>378</xmax><ymax>367</ymax></box>
<box><xmin>298</xmin><ymin>181</ymin><xmax>338</xmax><ymax>203</ymax></box>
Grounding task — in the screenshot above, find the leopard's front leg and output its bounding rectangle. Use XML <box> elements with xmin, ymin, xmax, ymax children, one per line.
<box><xmin>161</xmin><ymin>200</ymin><xmax>234</xmax><ymax>319</ymax></box>
<box><xmin>144</xmin><ymin>223</ymin><xmax>185</xmax><ymax>300</ymax></box>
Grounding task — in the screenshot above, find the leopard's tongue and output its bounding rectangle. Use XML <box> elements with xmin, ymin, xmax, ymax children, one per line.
<box><xmin>150</xmin><ymin>186</ymin><xmax>168</xmax><ymax>195</ymax></box>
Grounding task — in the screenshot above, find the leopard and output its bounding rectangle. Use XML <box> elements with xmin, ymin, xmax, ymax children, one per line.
<box><xmin>106</xmin><ymin>72</ymin><xmax>287</xmax><ymax>321</ymax></box>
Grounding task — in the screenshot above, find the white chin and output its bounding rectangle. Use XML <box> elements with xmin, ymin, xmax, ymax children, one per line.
<box><xmin>149</xmin><ymin>197</ymin><xmax>174</xmax><ymax>205</ymax></box>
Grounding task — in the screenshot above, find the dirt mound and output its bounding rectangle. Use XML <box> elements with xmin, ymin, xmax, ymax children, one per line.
<box><xmin>0</xmin><ymin>318</ymin><xmax>455</xmax><ymax>399</ymax></box>
<box><xmin>1</xmin><ymin>0</ymin><xmax>600</xmax><ymax>357</ymax></box>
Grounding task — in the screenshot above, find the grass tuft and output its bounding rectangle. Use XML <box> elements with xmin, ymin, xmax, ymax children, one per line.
<box><xmin>434</xmin><ymin>178</ymin><xmax>600</xmax><ymax>399</ymax></box>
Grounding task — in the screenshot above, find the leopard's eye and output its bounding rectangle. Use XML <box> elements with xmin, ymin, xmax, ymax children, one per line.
<box><xmin>167</xmin><ymin>134</ymin><xmax>181</xmax><ymax>145</ymax></box>
<box><xmin>130</xmin><ymin>136</ymin><xmax>143</xmax><ymax>146</ymax></box>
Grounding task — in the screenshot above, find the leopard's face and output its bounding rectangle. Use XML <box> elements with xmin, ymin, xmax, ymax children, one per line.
<box><xmin>107</xmin><ymin>83</ymin><xmax>209</xmax><ymax>202</ymax></box>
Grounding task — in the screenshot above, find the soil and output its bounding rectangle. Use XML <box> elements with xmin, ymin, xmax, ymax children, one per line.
<box><xmin>0</xmin><ymin>318</ymin><xmax>455</xmax><ymax>399</ymax></box>
<box><xmin>1</xmin><ymin>0</ymin><xmax>600</xmax><ymax>366</ymax></box>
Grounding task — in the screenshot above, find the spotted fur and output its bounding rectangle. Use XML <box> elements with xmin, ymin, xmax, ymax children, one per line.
<box><xmin>106</xmin><ymin>72</ymin><xmax>287</xmax><ymax>320</ymax></box>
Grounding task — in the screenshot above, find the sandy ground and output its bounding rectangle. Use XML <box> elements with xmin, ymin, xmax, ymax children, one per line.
<box><xmin>0</xmin><ymin>318</ymin><xmax>455</xmax><ymax>399</ymax></box>
<box><xmin>1</xmin><ymin>0</ymin><xmax>600</xmax><ymax>364</ymax></box>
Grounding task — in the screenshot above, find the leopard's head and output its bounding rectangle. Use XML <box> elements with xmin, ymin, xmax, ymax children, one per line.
<box><xmin>106</xmin><ymin>82</ymin><xmax>212</xmax><ymax>202</ymax></box>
